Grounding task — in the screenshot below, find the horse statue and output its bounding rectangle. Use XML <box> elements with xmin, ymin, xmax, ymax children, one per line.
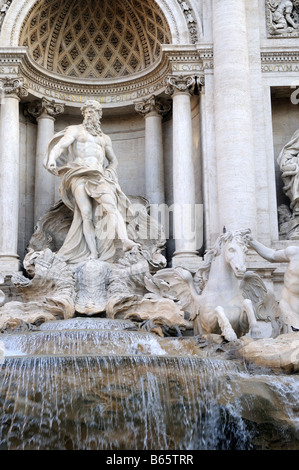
<box><xmin>145</xmin><ymin>228</ymin><xmax>280</xmax><ymax>341</ymax></box>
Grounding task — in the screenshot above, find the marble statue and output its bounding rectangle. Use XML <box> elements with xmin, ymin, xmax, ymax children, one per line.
<box><xmin>246</xmin><ymin>234</ymin><xmax>299</xmax><ymax>332</ymax></box>
<box><xmin>145</xmin><ymin>229</ymin><xmax>279</xmax><ymax>342</ymax></box>
<box><xmin>44</xmin><ymin>100</ymin><xmax>139</xmax><ymax>263</ymax></box>
<box><xmin>278</xmin><ymin>204</ymin><xmax>299</xmax><ymax>239</ymax></box>
<box><xmin>267</xmin><ymin>0</ymin><xmax>298</xmax><ymax>33</ymax></box>
<box><xmin>0</xmin><ymin>99</ymin><xmax>190</xmax><ymax>334</ymax></box>
<box><xmin>0</xmin><ymin>249</ymin><xmax>76</xmax><ymax>332</ymax></box>
<box><xmin>277</xmin><ymin>128</ymin><xmax>299</xmax><ymax>218</ymax></box>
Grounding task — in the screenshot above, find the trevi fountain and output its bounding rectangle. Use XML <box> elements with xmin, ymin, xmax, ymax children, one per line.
<box><xmin>0</xmin><ymin>0</ymin><xmax>298</xmax><ymax>452</ymax></box>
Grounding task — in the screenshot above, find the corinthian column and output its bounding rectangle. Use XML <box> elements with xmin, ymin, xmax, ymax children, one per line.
<box><xmin>213</xmin><ymin>0</ymin><xmax>257</xmax><ymax>234</ymax></box>
<box><xmin>166</xmin><ymin>75</ymin><xmax>200</xmax><ymax>269</ymax></box>
<box><xmin>0</xmin><ymin>78</ymin><xmax>28</xmax><ymax>274</ymax></box>
<box><xmin>135</xmin><ymin>95</ymin><xmax>170</xmax><ymax>205</ymax></box>
<box><xmin>26</xmin><ymin>98</ymin><xmax>64</xmax><ymax>223</ymax></box>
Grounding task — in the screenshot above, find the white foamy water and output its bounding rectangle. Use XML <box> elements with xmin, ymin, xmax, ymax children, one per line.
<box><xmin>0</xmin><ymin>355</ymin><xmax>242</xmax><ymax>450</ymax></box>
<box><xmin>1</xmin><ymin>329</ymin><xmax>169</xmax><ymax>357</ymax></box>
<box><xmin>0</xmin><ymin>316</ymin><xmax>298</xmax><ymax>450</ymax></box>
<box><xmin>38</xmin><ymin>317</ymin><xmax>138</xmax><ymax>331</ymax></box>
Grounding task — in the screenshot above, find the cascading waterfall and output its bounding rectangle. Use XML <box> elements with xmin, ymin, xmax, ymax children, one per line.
<box><xmin>0</xmin><ymin>318</ymin><xmax>298</xmax><ymax>450</ymax></box>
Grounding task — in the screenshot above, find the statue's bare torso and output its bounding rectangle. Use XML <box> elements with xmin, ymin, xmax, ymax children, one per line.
<box><xmin>62</xmin><ymin>124</ymin><xmax>110</xmax><ymax>171</ymax></box>
<box><xmin>248</xmin><ymin>237</ymin><xmax>299</xmax><ymax>330</ymax></box>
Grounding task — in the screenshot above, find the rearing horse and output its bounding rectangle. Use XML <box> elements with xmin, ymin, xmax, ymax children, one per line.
<box><xmin>192</xmin><ymin>229</ymin><xmax>262</xmax><ymax>341</ymax></box>
<box><xmin>146</xmin><ymin>229</ymin><xmax>271</xmax><ymax>341</ymax></box>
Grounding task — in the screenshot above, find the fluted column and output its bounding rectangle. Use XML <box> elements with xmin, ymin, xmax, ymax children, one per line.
<box><xmin>26</xmin><ymin>98</ymin><xmax>64</xmax><ymax>223</ymax></box>
<box><xmin>213</xmin><ymin>0</ymin><xmax>257</xmax><ymax>233</ymax></box>
<box><xmin>135</xmin><ymin>95</ymin><xmax>170</xmax><ymax>205</ymax></box>
<box><xmin>166</xmin><ymin>75</ymin><xmax>200</xmax><ymax>268</ymax></box>
<box><xmin>0</xmin><ymin>78</ymin><xmax>28</xmax><ymax>274</ymax></box>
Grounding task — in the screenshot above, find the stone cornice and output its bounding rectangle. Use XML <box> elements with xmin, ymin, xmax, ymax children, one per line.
<box><xmin>0</xmin><ymin>46</ymin><xmax>209</xmax><ymax>107</ymax></box>
<box><xmin>261</xmin><ymin>49</ymin><xmax>299</xmax><ymax>73</ymax></box>
<box><xmin>261</xmin><ymin>49</ymin><xmax>299</xmax><ymax>63</ymax></box>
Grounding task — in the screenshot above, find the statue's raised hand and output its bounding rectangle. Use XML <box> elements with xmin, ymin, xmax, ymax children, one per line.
<box><xmin>244</xmin><ymin>232</ymin><xmax>254</xmax><ymax>246</ymax></box>
<box><xmin>45</xmin><ymin>160</ymin><xmax>58</xmax><ymax>175</ymax></box>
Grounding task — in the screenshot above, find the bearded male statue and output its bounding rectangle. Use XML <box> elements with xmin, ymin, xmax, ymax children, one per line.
<box><xmin>43</xmin><ymin>100</ymin><xmax>139</xmax><ymax>264</ymax></box>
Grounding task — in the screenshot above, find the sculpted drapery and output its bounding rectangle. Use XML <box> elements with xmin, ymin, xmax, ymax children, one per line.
<box><xmin>277</xmin><ymin>128</ymin><xmax>299</xmax><ymax>215</ymax></box>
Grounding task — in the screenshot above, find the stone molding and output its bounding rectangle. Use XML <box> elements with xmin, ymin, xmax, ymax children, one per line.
<box><xmin>262</xmin><ymin>49</ymin><xmax>299</xmax><ymax>62</ymax></box>
<box><xmin>261</xmin><ymin>49</ymin><xmax>299</xmax><ymax>73</ymax></box>
<box><xmin>3</xmin><ymin>46</ymin><xmax>299</xmax><ymax>103</ymax></box>
<box><xmin>0</xmin><ymin>46</ymin><xmax>209</xmax><ymax>107</ymax></box>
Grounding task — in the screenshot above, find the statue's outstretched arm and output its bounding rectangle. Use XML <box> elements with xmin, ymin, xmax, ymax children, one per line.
<box><xmin>46</xmin><ymin>127</ymin><xmax>77</xmax><ymax>172</ymax></box>
<box><xmin>248</xmin><ymin>237</ymin><xmax>289</xmax><ymax>263</ymax></box>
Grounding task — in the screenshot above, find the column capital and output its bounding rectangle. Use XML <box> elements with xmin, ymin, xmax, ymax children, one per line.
<box><xmin>165</xmin><ymin>74</ymin><xmax>196</xmax><ymax>97</ymax></box>
<box><xmin>1</xmin><ymin>77</ymin><xmax>28</xmax><ymax>99</ymax></box>
<box><xmin>135</xmin><ymin>95</ymin><xmax>171</xmax><ymax>118</ymax></box>
<box><xmin>25</xmin><ymin>97</ymin><xmax>64</xmax><ymax>121</ymax></box>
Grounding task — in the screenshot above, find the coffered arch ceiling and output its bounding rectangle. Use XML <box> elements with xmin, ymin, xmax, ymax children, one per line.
<box><xmin>19</xmin><ymin>0</ymin><xmax>172</xmax><ymax>80</ymax></box>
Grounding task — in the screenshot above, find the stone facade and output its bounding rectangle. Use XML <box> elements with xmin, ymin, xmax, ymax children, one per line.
<box><xmin>0</xmin><ymin>0</ymin><xmax>298</xmax><ymax>300</ymax></box>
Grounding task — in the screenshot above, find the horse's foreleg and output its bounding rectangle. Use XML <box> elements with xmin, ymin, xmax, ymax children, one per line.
<box><xmin>243</xmin><ymin>298</ymin><xmax>262</xmax><ymax>338</ymax></box>
<box><xmin>214</xmin><ymin>306</ymin><xmax>238</xmax><ymax>342</ymax></box>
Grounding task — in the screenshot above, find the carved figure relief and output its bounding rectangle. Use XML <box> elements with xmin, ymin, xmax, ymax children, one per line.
<box><xmin>267</xmin><ymin>0</ymin><xmax>299</xmax><ymax>36</ymax></box>
<box><xmin>0</xmin><ymin>0</ymin><xmax>12</xmax><ymax>31</ymax></box>
<box><xmin>176</xmin><ymin>0</ymin><xmax>198</xmax><ymax>43</ymax></box>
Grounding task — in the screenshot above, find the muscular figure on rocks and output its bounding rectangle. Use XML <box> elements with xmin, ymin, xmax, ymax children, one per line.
<box><xmin>247</xmin><ymin>234</ymin><xmax>299</xmax><ymax>332</ymax></box>
<box><xmin>44</xmin><ymin>100</ymin><xmax>138</xmax><ymax>263</ymax></box>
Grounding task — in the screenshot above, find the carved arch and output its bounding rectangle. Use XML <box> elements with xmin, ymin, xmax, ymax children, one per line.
<box><xmin>0</xmin><ymin>0</ymin><xmax>197</xmax><ymax>49</ymax></box>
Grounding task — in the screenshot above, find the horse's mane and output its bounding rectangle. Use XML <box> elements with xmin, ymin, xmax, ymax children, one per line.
<box><xmin>194</xmin><ymin>229</ymin><xmax>250</xmax><ymax>290</ymax></box>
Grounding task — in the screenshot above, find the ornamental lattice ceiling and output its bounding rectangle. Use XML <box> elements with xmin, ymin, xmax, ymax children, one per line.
<box><xmin>19</xmin><ymin>0</ymin><xmax>172</xmax><ymax>79</ymax></box>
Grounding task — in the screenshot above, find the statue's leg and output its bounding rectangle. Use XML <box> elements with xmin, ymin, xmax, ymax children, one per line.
<box><xmin>73</xmin><ymin>184</ymin><xmax>98</xmax><ymax>258</ymax></box>
<box><xmin>242</xmin><ymin>298</ymin><xmax>262</xmax><ymax>338</ymax></box>
<box><xmin>100</xmin><ymin>194</ymin><xmax>139</xmax><ymax>251</ymax></box>
<box><xmin>214</xmin><ymin>306</ymin><xmax>237</xmax><ymax>341</ymax></box>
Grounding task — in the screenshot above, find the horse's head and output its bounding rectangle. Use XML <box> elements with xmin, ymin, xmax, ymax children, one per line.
<box><xmin>221</xmin><ymin>229</ymin><xmax>250</xmax><ymax>277</ymax></box>
<box><xmin>196</xmin><ymin>229</ymin><xmax>251</xmax><ymax>288</ymax></box>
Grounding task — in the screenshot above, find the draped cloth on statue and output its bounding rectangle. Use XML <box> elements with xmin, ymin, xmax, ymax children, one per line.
<box><xmin>45</xmin><ymin>130</ymin><xmax>134</xmax><ymax>263</ymax></box>
<box><xmin>277</xmin><ymin>129</ymin><xmax>299</xmax><ymax>212</ymax></box>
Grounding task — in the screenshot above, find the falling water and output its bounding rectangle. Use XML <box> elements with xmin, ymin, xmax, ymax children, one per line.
<box><xmin>0</xmin><ymin>318</ymin><xmax>298</xmax><ymax>450</ymax></box>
